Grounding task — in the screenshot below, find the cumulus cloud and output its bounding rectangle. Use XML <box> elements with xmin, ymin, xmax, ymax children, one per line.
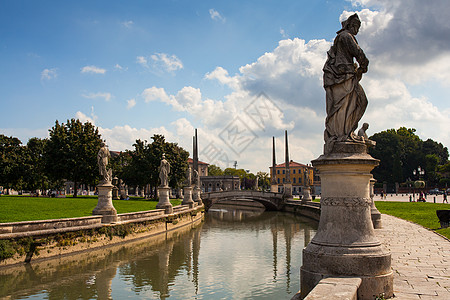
<box><xmin>136</xmin><ymin>56</ymin><xmax>148</xmax><ymax>68</ymax></box>
<box><xmin>121</xmin><ymin>20</ymin><xmax>133</xmax><ymax>28</ymax></box>
<box><xmin>114</xmin><ymin>64</ymin><xmax>127</xmax><ymax>71</ymax></box>
<box><xmin>151</xmin><ymin>53</ymin><xmax>183</xmax><ymax>72</ymax></box>
<box><xmin>81</xmin><ymin>65</ymin><xmax>106</xmax><ymax>74</ymax></box>
<box><xmin>75</xmin><ymin>106</ymin><xmax>98</xmax><ymax>125</ymax></box>
<box><xmin>209</xmin><ymin>8</ymin><xmax>225</xmax><ymax>22</ymax></box>
<box><xmin>82</xmin><ymin>92</ymin><xmax>112</xmax><ymax>101</ymax></box>
<box><xmin>41</xmin><ymin>68</ymin><xmax>58</xmax><ymax>80</ymax></box>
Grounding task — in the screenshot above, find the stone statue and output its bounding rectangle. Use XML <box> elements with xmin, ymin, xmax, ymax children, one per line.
<box><xmin>323</xmin><ymin>13</ymin><xmax>369</xmax><ymax>154</ymax></box>
<box><xmin>303</xmin><ymin>168</ymin><xmax>309</xmax><ymax>187</ymax></box>
<box><xmin>186</xmin><ymin>166</ymin><xmax>192</xmax><ymax>186</ymax></box>
<box><xmin>159</xmin><ymin>153</ymin><xmax>170</xmax><ymax>187</ymax></box>
<box><xmin>97</xmin><ymin>142</ymin><xmax>112</xmax><ymax>183</ymax></box>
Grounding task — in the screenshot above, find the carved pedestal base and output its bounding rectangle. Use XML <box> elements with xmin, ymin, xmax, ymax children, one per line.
<box><xmin>270</xmin><ymin>184</ymin><xmax>278</xmax><ymax>193</ymax></box>
<box><xmin>301</xmin><ymin>143</ymin><xmax>393</xmax><ymax>299</ymax></box>
<box><xmin>156</xmin><ymin>186</ymin><xmax>173</xmax><ymax>214</ymax></box>
<box><xmin>182</xmin><ymin>186</ymin><xmax>195</xmax><ymax>208</ymax></box>
<box><xmin>193</xmin><ymin>186</ymin><xmax>202</xmax><ymax>205</ymax></box>
<box><xmin>302</xmin><ymin>186</ymin><xmax>312</xmax><ymax>203</ymax></box>
<box><xmin>283</xmin><ymin>183</ymin><xmax>293</xmax><ymax>199</ymax></box>
<box><xmin>93</xmin><ymin>183</ymin><xmax>118</xmax><ymax>223</ymax></box>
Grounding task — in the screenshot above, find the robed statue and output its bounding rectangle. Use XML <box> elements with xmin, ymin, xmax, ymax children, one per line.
<box><xmin>159</xmin><ymin>153</ymin><xmax>170</xmax><ymax>187</ymax></box>
<box><xmin>323</xmin><ymin>13</ymin><xmax>369</xmax><ymax>154</ymax></box>
<box><xmin>97</xmin><ymin>142</ymin><xmax>112</xmax><ymax>183</ymax></box>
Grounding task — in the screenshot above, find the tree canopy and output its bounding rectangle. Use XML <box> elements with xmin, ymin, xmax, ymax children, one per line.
<box><xmin>44</xmin><ymin>119</ymin><xmax>103</xmax><ymax>197</ymax></box>
<box><xmin>369</xmin><ymin>127</ymin><xmax>448</xmax><ymax>187</ymax></box>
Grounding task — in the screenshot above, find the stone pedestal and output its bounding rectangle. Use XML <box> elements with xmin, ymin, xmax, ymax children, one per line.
<box><xmin>182</xmin><ymin>186</ymin><xmax>195</xmax><ymax>208</ymax></box>
<box><xmin>270</xmin><ymin>184</ymin><xmax>278</xmax><ymax>193</ymax></box>
<box><xmin>302</xmin><ymin>186</ymin><xmax>312</xmax><ymax>203</ymax></box>
<box><xmin>300</xmin><ymin>142</ymin><xmax>393</xmax><ymax>300</ymax></box>
<box><xmin>93</xmin><ymin>183</ymin><xmax>118</xmax><ymax>223</ymax></box>
<box><xmin>370</xmin><ymin>178</ymin><xmax>382</xmax><ymax>229</ymax></box>
<box><xmin>156</xmin><ymin>186</ymin><xmax>173</xmax><ymax>214</ymax></box>
<box><xmin>193</xmin><ymin>186</ymin><xmax>202</xmax><ymax>205</ymax></box>
<box><xmin>284</xmin><ymin>183</ymin><xmax>293</xmax><ymax>199</ymax></box>
<box><xmin>112</xmin><ymin>186</ymin><xmax>119</xmax><ymax>200</ymax></box>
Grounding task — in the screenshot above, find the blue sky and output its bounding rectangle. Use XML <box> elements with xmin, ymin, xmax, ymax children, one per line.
<box><xmin>2</xmin><ymin>0</ymin><xmax>450</xmax><ymax>172</ymax></box>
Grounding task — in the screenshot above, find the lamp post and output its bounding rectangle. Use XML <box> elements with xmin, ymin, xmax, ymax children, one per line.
<box><xmin>413</xmin><ymin>166</ymin><xmax>425</xmax><ymax>201</ymax></box>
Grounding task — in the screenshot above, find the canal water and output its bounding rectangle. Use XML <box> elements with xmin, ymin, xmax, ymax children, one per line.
<box><xmin>0</xmin><ymin>207</ymin><xmax>317</xmax><ymax>299</ymax></box>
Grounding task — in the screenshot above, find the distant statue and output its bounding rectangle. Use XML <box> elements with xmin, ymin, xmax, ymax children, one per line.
<box><xmin>303</xmin><ymin>168</ymin><xmax>310</xmax><ymax>187</ymax></box>
<box><xmin>323</xmin><ymin>13</ymin><xmax>369</xmax><ymax>153</ymax></box>
<box><xmin>186</xmin><ymin>166</ymin><xmax>192</xmax><ymax>186</ymax></box>
<box><xmin>192</xmin><ymin>169</ymin><xmax>201</xmax><ymax>188</ymax></box>
<box><xmin>97</xmin><ymin>142</ymin><xmax>112</xmax><ymax>183</ymax></box>
<box><xmin>159</xmin><ymin>153</ymin><xmax>170</xmax><ymax>187</ymax></box>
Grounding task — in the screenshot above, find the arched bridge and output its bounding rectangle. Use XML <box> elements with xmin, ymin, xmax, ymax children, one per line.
<box><xmin>201</xmin><ymin>190</ymin><xmax>286</xmax><ymax>211</ymax></box>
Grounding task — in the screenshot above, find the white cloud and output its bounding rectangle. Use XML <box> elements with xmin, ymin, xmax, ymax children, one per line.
<box><xmin>126</xmin><ymin>98</ymin><xmax>136</xmax><ymax>109</ymax></box>
<box><xmin>121</xmin><ymin>20</ymin><xmax>133</xmax><ymax>28</ymax></box>
<box><xmin>136</xmin><ymin>56</ymin><xmax>148</xmax><ymax>68</ymax></box>
<box><xmin>280</xmin><ymin>28</ymin><xmax>288</xmax><ymax>38</ymax></box>
<box><xmin>151</xmin><ymin>53</ymin><xmax>183</xmax><ymax>72</ymax></box>
<box><xmin>81</xmin><ymin>65</ymin><xmax>106</xmax><ymax>74</ymax></box>
<box><xmin>209</xmin><ymin>8</ymin><xmax>225</xmax><ymax>22</ymax></box>
<box><xmin>41</xmin><ymin>68</ymin><xmax>58</xmax><ymax>81</ymax></box>
<box><xmin>114</xmin><ymin>64</ymin><xmax>127</xmax><ymax>71</ymax></box>
<box><xmin>82</xmin><ymin>92</ymin><xmax>112</xmax><ymax>101</ymax></box>
<box><xmin>75</xmin><ymin>106</ymin><xmax>98</xmax><ymax>125</ymax></box>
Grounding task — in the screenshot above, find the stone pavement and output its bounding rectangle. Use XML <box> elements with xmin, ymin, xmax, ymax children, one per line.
<box><xmin>375</xmin><ymin>193</ymin><xmax>448</xmax><ymax>203</ymax></box>
<box><xmin>376</xmin><ymin>214</ymin><xmax>450</xmax><ymax>299</ymax></box>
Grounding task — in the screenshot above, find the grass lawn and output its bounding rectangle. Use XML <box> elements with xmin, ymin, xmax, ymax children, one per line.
<box><xmin>375</xmin><ymin>201</ymin><xmax>450</xmax><ymax>239</ymax></box>
<box><xmin>0</xmin><ymin>196</ymin><xmax>182</xmax><ymax>223</ymax></box>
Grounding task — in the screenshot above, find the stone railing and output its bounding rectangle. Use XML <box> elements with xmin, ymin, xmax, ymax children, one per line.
<box><xmin>291</xmin><ymin>277</ymin><xmax>361</xmax><ymax>300</ymax></box>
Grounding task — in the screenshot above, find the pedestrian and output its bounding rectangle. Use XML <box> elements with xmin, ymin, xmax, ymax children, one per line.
<box><xmin>444</xmin><ymin>192</ymin><xmax>448</xmax><ymax>204</ymax></box>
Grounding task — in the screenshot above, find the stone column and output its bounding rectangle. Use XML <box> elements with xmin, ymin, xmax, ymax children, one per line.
<box><xmin>300</xmin><ymin>142</ymin><xmax>393</xmax><ymax>299</ymax></box>
<box><xmin>370</xmin><ymin>177</ymin><xmax>382</xmax><ymax>229</ymax></box>
<box><xmin>156</xmin><ymin>186</ymin><xmax>173</xmax><ymax>214</ymax></box>
<box><xmin>302</xmin><ymin>186</ymin><xmax>312</xmax><ymax>203</ymax></box>
<box><xmin>93</xmin><ymin>182</ymin><xmax>118</xmax><ymax>223</ymax></box>
<box><xmin>182</xmin><ymin>186</ymin><xmax>195</xmax><ymax>208</ymax></box>
<box><xmin>193</xmin><ymin>186</ymin><xmax>202</xmax><ymax>205</ymax></box>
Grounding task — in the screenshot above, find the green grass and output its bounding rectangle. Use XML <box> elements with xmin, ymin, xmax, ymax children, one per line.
<box><xmin>375</xmin><ymin>201</ymin><xmax>450</xmax><ymax>239</ymax></box>
<box><xmin>0</xmin><ymin>196</ymin><xmax>182</xmax><ymax>223</ymax></box>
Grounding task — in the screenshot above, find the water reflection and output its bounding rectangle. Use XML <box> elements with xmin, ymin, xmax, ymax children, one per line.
<box><xmin>0</xmin><ymin>208</ymin><xmax>317</xmax><ymax>299</ymax></box>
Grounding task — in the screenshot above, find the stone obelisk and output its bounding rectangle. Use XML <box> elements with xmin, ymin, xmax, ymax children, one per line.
<box><xmin>270</xmin><ymin>136</ymin><xmax>278</xmax><ymax>192</ymax></box>
<box><xmin>192</xmin><ymin>129</ymin><xmax>202</xmax><ymax>205</ymax></box>
<box><xmin>283</xmin><ymin>130</ymin><xmax>292</xmax><ymax>198</ymax></box>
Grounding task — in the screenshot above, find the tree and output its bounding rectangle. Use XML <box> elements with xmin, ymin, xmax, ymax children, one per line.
<box><xmin>369</xmin><ymin>127</ymin><xmax>449</xmax><ymax>187</ymax></box>
<box><xmin>0</xmin><ymin>134</ymin><xmax>25</xmax><ymax>191</ymax></box>
<box><xmin>208</xmin><ymin>164</ymin><xmax>224</xmax><ymax>176</ymax></box>
<box><xmin>22</xmin><ymin>138</ymin><xmax>51</xmax><ymax>193</ymax></box>
<box><xmin>256</xmin><ymin>171</ymin><xmax>270</xmax><ymax>190</ymax></box>
<box><xmin>44</xmin><ymin>119</ymin><xmax>103</xmax><ymax>197</ymax></box>
<box><xmin>121</xmin><ymin>135</ymin><xmax>189</xmax><ymax>197</ymax></box>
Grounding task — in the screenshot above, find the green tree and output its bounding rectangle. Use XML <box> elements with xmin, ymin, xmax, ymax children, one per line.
<box><xmin>22</xmin><ymin>138</ymin><xmax>51</xmax><ymax>193</ymax></box>
<box><xmin>256</xmin><ymin>171</ymin><xmax>270</xmax><ymax>190</ymax></box>
<box><xmin>0</xmin><ymin>134</ymin><xmax>25</xmax><ymax>191</ymax></box>
<box><xmin>44</xmin><ymin>119</ymin><xmax>103</xmax><ymax>197</ymax></box>
<box><xmin>122</xmin><ymin>135</ymin><xmax>189</xmax><ymax>197</ymax></box>
<box><xmin>369</xmin><ymin>127</ymin><xmax>448</xmax><ymax>187</ymax></box>
<box><xmin>208</xmin><ymin>164</ymin><xmax>224</xmax><ymax>176</ymax></box>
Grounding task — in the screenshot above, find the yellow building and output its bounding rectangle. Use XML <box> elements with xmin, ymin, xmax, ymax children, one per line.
<box><xmin>269</xmin><ymin>160</ymin><xmax>314</xmax><ymax>195</ymax></box>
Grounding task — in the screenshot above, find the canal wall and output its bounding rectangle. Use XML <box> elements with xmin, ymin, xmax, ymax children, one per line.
<box><xmin>0</xmin><ymin>204</ymin><xmax>204</xmax><ymax>268</ymax></box>
<box><xmin>283</xmin><ymin>200</ymin><xmax>321</xmax><ymax>221</ymax></box>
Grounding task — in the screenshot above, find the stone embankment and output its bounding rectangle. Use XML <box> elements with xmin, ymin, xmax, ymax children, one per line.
<box><xmin>0</xmin><ymin>204</ymin><xmax>204</xmax><ymax>268</ymax></box>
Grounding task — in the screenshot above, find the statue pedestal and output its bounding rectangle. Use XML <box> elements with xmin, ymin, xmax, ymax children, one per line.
<box><xmin>302</xmin><ymin>186</ymin><xmax>312</xmax><ymax>203</ymax></box>
<box><xmin>370</xmin><ymin>178</ymin><xmax>382</xmax><ymax>229</ymax></box>
<box><xmin>93</xmin><ymin>183</ymin><xmax>118</xmax><ymax>223</ymax></box>
<box><xmin>301</xmin><ymin>143</ymin><xmax>393</xmax><ymax>299</ymax></box>
<box><xmin>193</xmin><ymin>186</ymin><xmax>202</xmax><ymax>205</ymax></box>
<box><xmin>182</xmin><ymin>186</ymin><xmax>195</xmax><ymax>208</ymax></box>
<box><xmin>270</xmin><ymin>184</ymin><xmax>278</xmax><ymax>193</ymax></box>
<box><xmin>283</xmin><ymin>183</ymin><xmax>293</xmax><ymax>199</ymax></box>
<box><xmin>156</xmin><ymin>186</ymin><xmax>173</xmax><ymax>214</ymax></box>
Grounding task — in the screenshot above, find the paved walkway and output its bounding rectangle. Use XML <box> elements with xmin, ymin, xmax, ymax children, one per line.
<box><xmin>376</xmin><ymin>214</ymin><xmax>450</xmax><ymax>299</ymax></box>
<box><xmin>375</xmin><ymin>193</ymin><xmax>448</xmax><ymax>203</ymax></box>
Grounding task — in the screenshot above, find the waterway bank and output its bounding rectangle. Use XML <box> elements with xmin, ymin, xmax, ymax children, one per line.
<box><xmin>0</xmin><ymin>205</ymin><xmax>204</xmax><ymax>268</ymax></box>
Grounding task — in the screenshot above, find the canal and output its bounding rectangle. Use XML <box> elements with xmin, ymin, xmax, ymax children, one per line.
<box><xmin>0</xmin><ymin>207</ymin><xmax>317</xmax><ymax>299</ymax></box>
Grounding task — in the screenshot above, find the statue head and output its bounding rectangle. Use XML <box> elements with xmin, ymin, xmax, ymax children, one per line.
<box><xmin>339</xmin><ymin>13</ymin><xmax>361</xmax><ymax>35</ymax></box>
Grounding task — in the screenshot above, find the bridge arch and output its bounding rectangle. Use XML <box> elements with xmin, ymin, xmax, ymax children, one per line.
<box><xmin>201</xmin><ymin>190</ymin><xmax>285</xmax><ymax>211</ymax></box>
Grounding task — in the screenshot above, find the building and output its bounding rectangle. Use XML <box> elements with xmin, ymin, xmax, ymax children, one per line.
<box><xmin>269</xmin><ymin>160</ymin><xmax>315</xmax><ymax>195</ymax></box>
<box><xmin>188</xmin><ymin>158</ymin><xmax>209</xmax><ymax>176</ymax></box>
<box><xmin>200</xmin><ymin>176</ymin><xmax>241</xmax><ymax>192</ymax></box>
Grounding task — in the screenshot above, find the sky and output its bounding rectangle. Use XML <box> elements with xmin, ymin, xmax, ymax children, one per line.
<box><xmin>2</xmin><ymin>0</ymin><xmax>450</xmax><ymax>173</ymax></box>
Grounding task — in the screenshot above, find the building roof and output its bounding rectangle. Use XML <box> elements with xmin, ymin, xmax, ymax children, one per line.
<box><xmin>188</xmin><ymin>158</ymin><xmax>209</xmax><ymax>165</ymax></box>
<box><xmin>271</xmin><ymin>160</ymin><xmax>309</xmax><ymax>168</ymax></box>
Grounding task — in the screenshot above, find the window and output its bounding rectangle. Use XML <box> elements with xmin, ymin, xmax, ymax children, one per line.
<box><xmin>277</xmin><ymin>170</ymin><xmax>280</xmax><ymax>174</ymax></box>
<box><xmin>293</xmin><ymin>169</ymin><xmax>296</xmax><ymax>174</ymax></box>
<box><xmin>283</xmin><ymin>170</ymin><xmax>285</xmax><ymax>174</ymax></box>
<box><xmin>283</xmin><ymin>178</ymin><xmax>285</xmax><ymax>183</ymax></box>
<box><xmin>277</xmin><ymin>178</ymin><xmax>280</xmax><ymax>184</ymax></box>
<box><xmin>293</xmin><ymin>178</ymin><xmax>296</xmax><ymax>183</ymax></box>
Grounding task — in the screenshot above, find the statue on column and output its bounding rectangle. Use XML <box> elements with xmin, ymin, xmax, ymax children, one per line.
<box><xmin>186</xmin><ymin>166</ymin><xmax>192</xmax><ymax>186</ymax></box>
<box><xmin>323</xmin><ymin>13</ymin><xmax>369</xmax><ymax>154</ymax></box>
<box><xmin>303</xmin><ymin>168</ymin><xmax>309</xmax><ymax>187</ymax></box>
<box><xmin>97</xmin><ymin>142</ymin><xmax>112</xmax><ymax>184</ymax></box>
<box><xmin>159</xmin><ymin>153</ymin><xmax>170</xmax><ymax>187</ymax></box>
